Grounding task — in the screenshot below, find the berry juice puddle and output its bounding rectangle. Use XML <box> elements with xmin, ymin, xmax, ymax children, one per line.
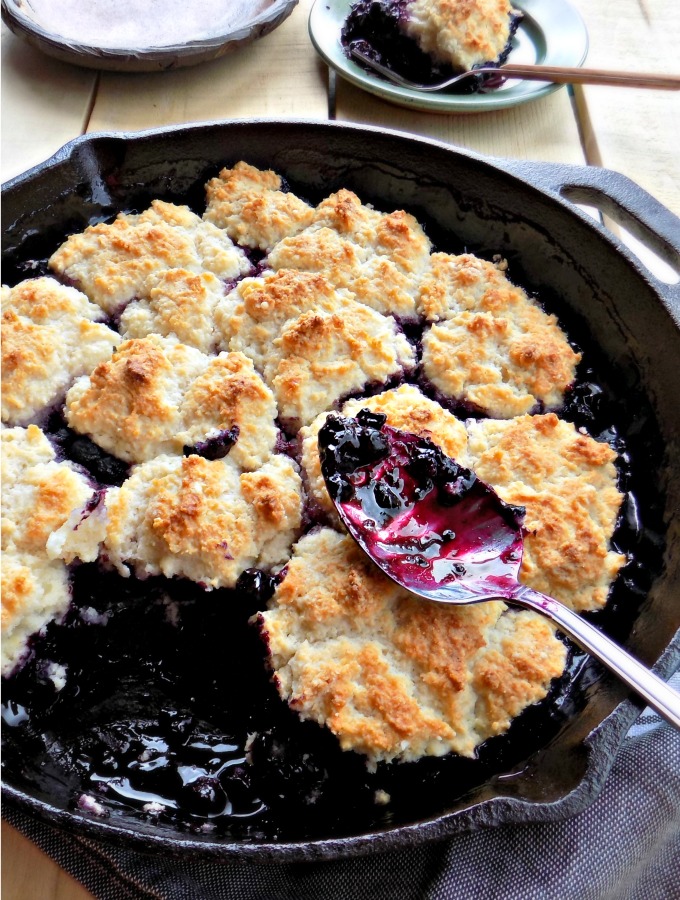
<box><xmin>1</xmin><ymin>189</ymin><xmax>667</xmax><ymax>844</ymax></box>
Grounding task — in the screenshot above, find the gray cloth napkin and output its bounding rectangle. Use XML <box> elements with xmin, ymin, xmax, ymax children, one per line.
<box><xmin>5</xmin><ymin>672</ymin><xmax>680</xmax><ymax>900</ymax></box>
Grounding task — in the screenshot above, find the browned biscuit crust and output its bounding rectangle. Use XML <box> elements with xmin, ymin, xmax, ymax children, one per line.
<box><xmin>216</xmin><ymin>269</ymin><xmax>414</xmax><ymax>429</ymax></box>
<box><xmin>2</xmin><ymin>425</ymin><xmax>95</xmax><ymax>675</ymax></box>
<box><xmin>422</xmin><ymin>309</ymin><xmax>580</xmax><ymax>418</ymax></box>
<box><xmin>1</xmin><ymin>278</ymin><xmax>120</xmax><ymax>425</ymax></box>
<box><xmin>258</xmin><ymin>528</ymin><xmax>566</xmax><ymax>767</ymax></box>
<box><xmin>419</xmin><ymin>252</ymin><xmax>581</xmax><ymax>417</ymax></box>
<box><xmin>49</xmin><ymin>200</ymin><xmax>248</xmax><ymax>314</ymax></box>
<box><xmin>204</xmin><ymin>161</ymin><xmax>315</xmax><ymax>251</ymax></box>
<box><xmin>119</xmin><ymin>268</ymin><xmax>226</xmax><ymax>354</ymax></box>
<box><xmin>98</xmin><ymin>453</ymin><xmax>303</xmax><ymax>589</ymax></box>
<box><xmin>65</xmin><ymin>336</ymin><xmax>278</xmax><ymax>469</ymax></box>
<box><xmin>266</xmin><ymin>190</ymin><xmax>431</xmax><ymax>319</ymax></box>
<box><xmin>406</xmin><ymin>0</ymin><xmax>520</xmax><ymax>71</ymax></box>
<box><xmin>464</xmin><ymin>413</ymin><xmax>626</xmax><ymax>611</ymax></box>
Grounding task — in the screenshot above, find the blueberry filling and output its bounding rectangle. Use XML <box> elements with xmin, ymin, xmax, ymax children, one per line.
<box><xmin>48</xmin><ymin>412</ymin><xmax>130</xmax><ymax>486</ymax></box>
<box><xmin>183</xmin><ymin>425</ymin><xmax>240</xmax><ymax>461</ymax></box>
<box><xmin>76</xmin><ymin>717</ymin><xmax>262</xmax><ymax>820</ymax></box>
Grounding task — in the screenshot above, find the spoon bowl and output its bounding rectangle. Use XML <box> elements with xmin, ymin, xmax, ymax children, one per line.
<box><xmin>318</xmin><ymin>410</ymin><xmax>680</xmax><ymax>728</ymax></box>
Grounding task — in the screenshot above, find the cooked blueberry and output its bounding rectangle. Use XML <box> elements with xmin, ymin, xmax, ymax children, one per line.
<box><xmin>406</xmin><ymin>445</ymin><xmax>440</xmax><ymax>481</ymax></box>
<box><xmin>248</xmin><ymin>730</ymin><xmax>329</xmax><ymax>806</ymax></box>
<box><xmin>98</xmin><ymin>751</ymin><xmax>119</xmax><ymax>773</ymax></box>
<box><xmin>236</xmin><ymin>568</ymin><xmax>278</xmax><ymax>604</ymax></box>
<box><xmin>220</xmin><ymin>764</ymin><xmax>253</xmax><ymax>805</ymax></box>
<box><xmin>158</xmin><ymin>708</ymin><xmax>196</xmax><ymax>744</ymax></box>
<box><xmin>439</xmin><ymin>457</ymin><xmax>465</xmax><ymax>481</ymax></box>
<box><xmin>325</xmin><ymin>472</ymin><xmax>353</xmax><ymax>503</ymax></box>
<box><xmin>184</xmin><ymin>426</ymin><xmax>239</xmax><ymax>461</ymax></box>
<box><xmin>319</xmin><ymin>414</ymin><xmax>390</xmax><ymax>478</ymax></box>
<box><xmin>358</xmin><ymin>427</ymin><xmax>389</xmax><ymax>462</ymax></box>
<box><xmin>355</xmin><ymin>409</ymin><xmax>387</xmax><ymax>429</ymax></box>
<box><xmin>179</xmin><ymin>776</ymin><xmax>227</xmax><ymax>816</ymax></box>
<box><xmin>373</xmin><ymin>481</ymin><xmax>402</xmax><ymax>509</ymax></box>
<box><xmin>52</xmin><ymin>431</ymin><xmax>129</xmax><ymax>486</ymax></box>
<box><xmin>321</xmin><ymin>414</ymin><xmax>348</xmax><ymax>437</ymax></box>
<box><xmin>438</xmin><ymin>471</ymin><xmax>478</xmax><ymax>506</ymax></box>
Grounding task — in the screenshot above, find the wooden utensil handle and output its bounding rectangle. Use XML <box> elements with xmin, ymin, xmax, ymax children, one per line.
<box><xmin>499</xmin><ymin>64</ymin><xmax>680</xmax><ymax>90</ymax></box>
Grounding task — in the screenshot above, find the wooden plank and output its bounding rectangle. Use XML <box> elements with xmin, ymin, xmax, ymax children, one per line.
<box><xmin>87</xmin><ymin>0</ymin><xmax>328</xmax><ymax>133</ymax></box>
<box><xmin>569</xmin><ymin>0</ymin><xmax>679</xmax><ymax>215</ymax></box>
<box><xmin>1</xmin><ymin>822</ymin><xmax>94</xmax><ymax>900</ymax></box>
<box><xmin>1</xmin><ymin>25</ymin><xmax>98</xmax><ymax>182</ymax></box>
<box><xmin>335</xmin><ymin>81</ymin><xmax>586</xmax><ymax>163</ymax></box>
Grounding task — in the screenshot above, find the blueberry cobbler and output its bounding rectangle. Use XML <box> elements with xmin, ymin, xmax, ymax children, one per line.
<box><xmin>341</xmin><ymin>0</ymin><xmax>522</xmax><ymax>89</ymax></box>
<box><xmin>1</xmin><ymin>160</ymin><xmax>653</xmax><ymax>840</ymax></box>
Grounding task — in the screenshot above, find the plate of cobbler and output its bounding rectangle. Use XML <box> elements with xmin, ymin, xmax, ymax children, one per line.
<box><xmin>2</xmin><ymin>120</ymin><xmax>679</xmax><ymax>861</ymax></box>
<box><xmin>309</xmin><ymin>0</ymin><xmax>589</xmax><ymax>112</ymax></box>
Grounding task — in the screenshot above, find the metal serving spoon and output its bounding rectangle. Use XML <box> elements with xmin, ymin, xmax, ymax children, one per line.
<box><xmin>318</xmin><ymin>412</ymin><xmax>680</xmax><ymax>729</ymax></box>
<box><xmin>350</xmin><ymin>46</ymin><xmax>680</xmax><ymax>92</ymax></box>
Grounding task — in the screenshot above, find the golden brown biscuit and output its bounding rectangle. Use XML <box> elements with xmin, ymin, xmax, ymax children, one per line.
<box><xmin>96</xmin><ymin>453</ymin><xmax>303</xmax><ymax>588</ymax></box>
<box><xmin>464</xmin><ymin>413</ymin><xmax>626</xmax><ymax>611</ymax></box>
<box><xmin>65</xmin><ymin>336</ymin><xmax>278</xmax><ymax>469</ymax></box>
<box><xmin>65</xmin><ymin>335</ymin><xmax>207</xmax><ymax>463</ymax></box>
<box><xmin>257</xmin><ymin>527</ymin><xmax>566</xmax><ymax>767</ymax></box>
<box><xmin>204</xmin><ymin>161</ymin><xmax>315</xmax><ymax>250</ymax></box>
<box><xmin>1</xmin><ymin>425</ymin><xmax>95</xmax><ymax>675</ymax></box>
<box><xmin>178</xmin><ymin>351</ymin><xmax>278</xmax><ymax>472</ymax></box>
<box><xmin>269</xmin><ymin>304</ymin><xmax>414</xmax><ymax>429</ymax></box>
<box><xmin>1</xmin><ymin>278</ymin><xmax>120</xmax><ymax>425</ymax></box>
<box><xmin>417</xmin><ymin>252</ymin><xmax>518</xmax><ymax>322</ymax></box>
<box><xmin>215</xmin><ymin>270</ymin><xmax>349</xmax><ymax>371</ymax></box>
<box><xmin>49</xmin><ymin>200</ymin><xmax>249</xmax><ymax>314</ymax></box>
<box><xmin>216</xmin><ymin>269</ymin><xmax>414</xmax><ymax>429</ymax></box>
<box><xmin>421</xmin><ymin>306</ymin><xmax>580</xmax><ymax>418</ymax></box>
<box><xmin>406</xmin><ymin>0</ymin><xmax>520</xmax><ymax>71</ymax></box>
<box><xmin>311</xmin><ymin>188</ymin><xmax>383</xmax><ymax>242</ymax></box>
<box><xmin>2</xmin><ymin>425</ymin><xmax>94</xmax><ymax>556</ymax></box>
<box><xmin>1</xmin><ymin>552</ymin><xmax>72</xmax><ymax>676</ymax></box>
<box><xmin>268</xmin><ymin>226</ymin><xmax>427</xmax><ymax>320</ymax></box>
<box><xmin>119</xmin><ymin>268</ymin><xmax>226</xmax><ymax>354</ymax></box>
<box><xmin>266</xmin><ymin>191</ymin><xmax>431</xmax><ymax>318</ymax></box>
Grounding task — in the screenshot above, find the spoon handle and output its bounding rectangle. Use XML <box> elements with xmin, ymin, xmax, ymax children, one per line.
<box><xmin>511</xmin><ymin>585</ymin><xmax>680</xmax><ymax>729</ymax></box>
<box><xmin>499</xmin><ymin>65</ymin><xmax>680</xmax><ymax>90</ymax></box>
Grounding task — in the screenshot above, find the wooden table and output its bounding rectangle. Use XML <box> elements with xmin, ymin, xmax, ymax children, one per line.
<box><xmin>2</xmin><ymin>1</ymin><xmax>678</xmax><ymax>896</ymax></box>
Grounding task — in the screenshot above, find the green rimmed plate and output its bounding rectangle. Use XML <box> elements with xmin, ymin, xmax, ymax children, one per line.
<box><xmin>309</xmin><ymin>0</ymin><xmax>589</xmax><ymax>113</ymax></box>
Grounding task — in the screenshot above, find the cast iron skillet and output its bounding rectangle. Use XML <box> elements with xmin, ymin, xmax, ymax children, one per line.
<box><xmin>2</xmin><ymin>120</ymin><xmax>680</xmax><ymax>862</ymax></box>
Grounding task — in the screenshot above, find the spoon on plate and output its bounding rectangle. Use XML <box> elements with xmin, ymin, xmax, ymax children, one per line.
<box><xmin>317</xmin><ymin>410</ymin><xmax>680</xmax><ymax>729</ymax></box>
<box><xmin>349</xmin><ymin>47</ymin><xmax>680</xmax><ymax>92</ymax></box>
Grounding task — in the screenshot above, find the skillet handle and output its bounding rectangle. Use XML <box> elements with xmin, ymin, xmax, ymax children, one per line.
<box><xmin>511</xmin><ymin>584</ymin><xmax>680</xmax><ymax>730</ymax></box>
<box><xmin>496</xmin><ymin>159</ymin><xmax>680</xmax><ymax>313</ymax></box>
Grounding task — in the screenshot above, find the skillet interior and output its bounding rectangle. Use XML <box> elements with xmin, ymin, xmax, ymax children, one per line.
<box><xmin>2</xmin><ymin>120</ymin><xmax>679</xmax><ymax>861</ymax></box>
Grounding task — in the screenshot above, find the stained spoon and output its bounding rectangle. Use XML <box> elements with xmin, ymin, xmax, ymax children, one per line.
<box><xmin>349</xmin><ymin>47</ymin><xmax>680</xmax><ymax>92</ymax></box>
<box><xmin>317</xmin><ymin>410</ymin><xmax>680</xmax><ymax>729</ymax></box>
